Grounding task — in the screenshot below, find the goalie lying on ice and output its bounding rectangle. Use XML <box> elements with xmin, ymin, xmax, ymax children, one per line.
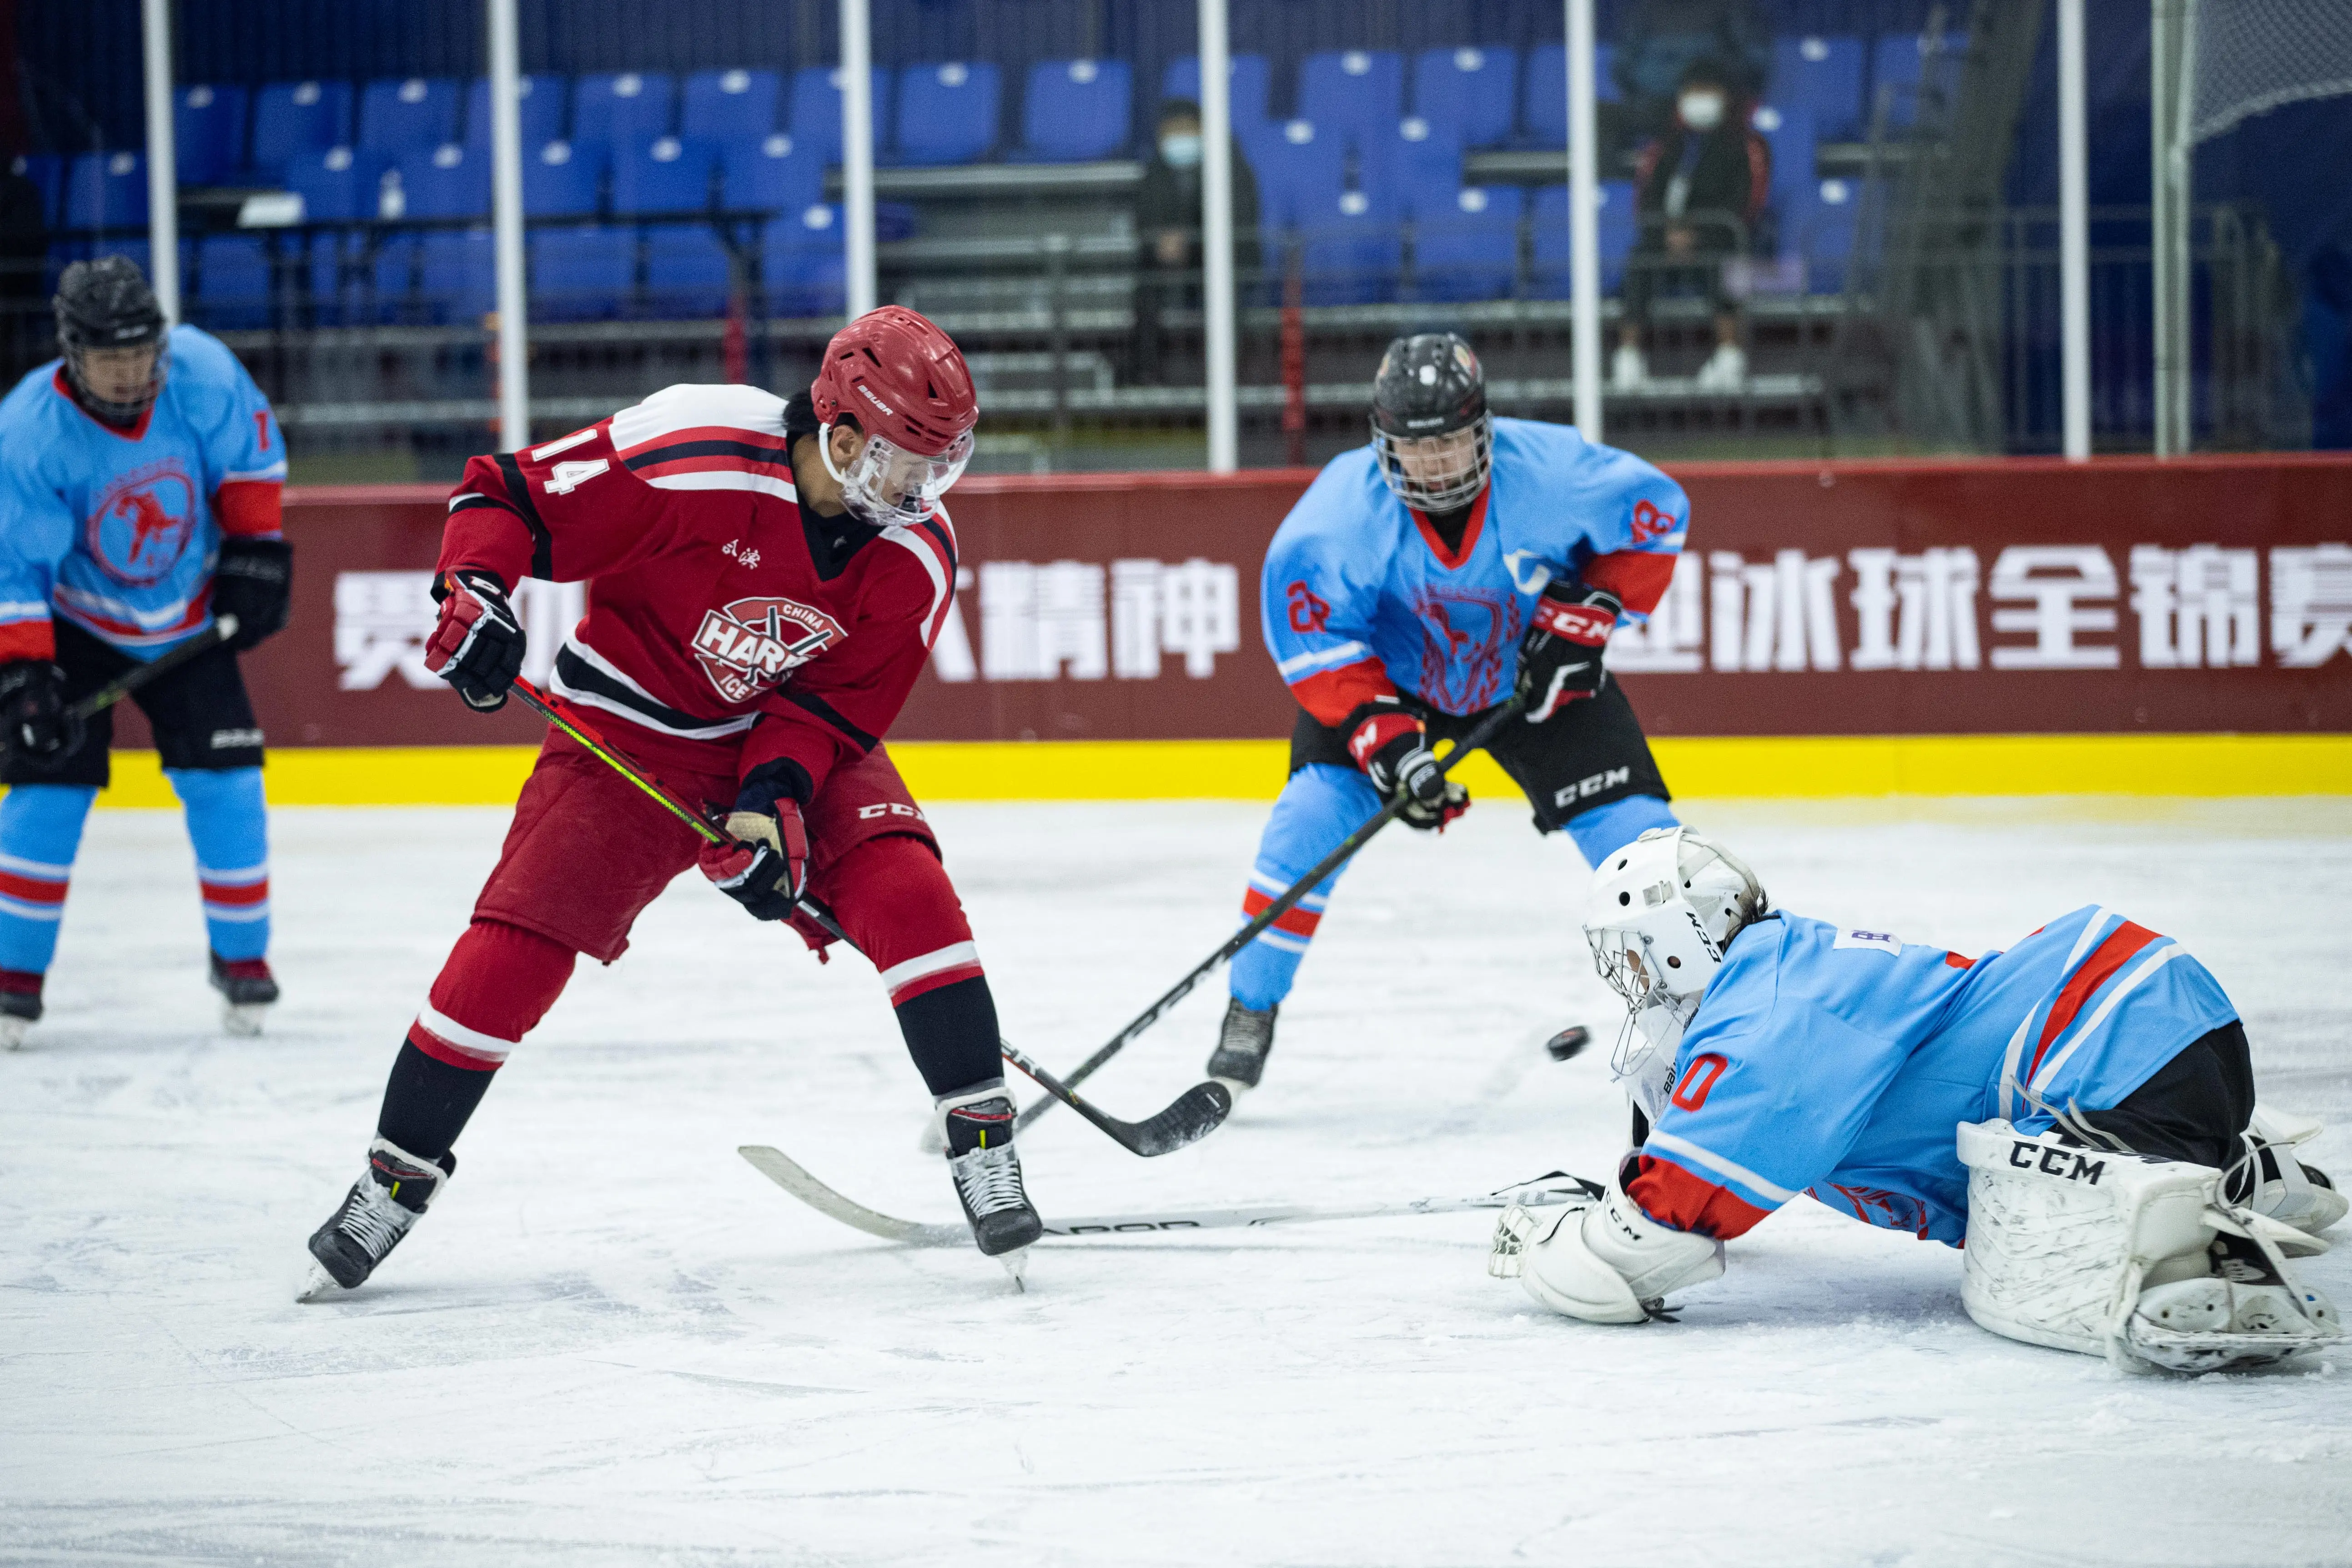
<box><xmin>1489</xmin><ymin>827</ymin><xmax>2346</xmax><ymax>1372</ymax></box>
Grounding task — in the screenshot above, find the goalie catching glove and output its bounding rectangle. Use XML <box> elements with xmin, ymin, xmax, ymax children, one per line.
<box><xmin>1488</xmin><ymin>1156</ymin><xmax>1725</xmax><ymax>1322</ymax></box>
<box><xmin>699</xmin><ymin>763</ymin><xmax>810</xmax><ymax>921</ymax></box>
<box><xmin>1345</xmin><ymin>698</ymin><xmax>1468</xmax><ymax>831</ymax></box>
<box><xmin>424</xmin><ymin>571</ymin><xmax>526</xmax><ymax>712</ymax></box>
<box><xmin>1516</xmin><ymin>579</ymin><xmax>1619</xmax><ymax>722</ymax></box>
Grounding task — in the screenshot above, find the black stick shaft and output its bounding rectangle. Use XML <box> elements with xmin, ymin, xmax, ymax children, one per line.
<box><xmin>66</xmin><ymin>614</ymin><xmax>239</xmax><ymax>722</ymax></box>
<box><xmin>1014</xmin><ymin>696</ymin><xmax>1525</xmax><ymax>1130</ymax></box>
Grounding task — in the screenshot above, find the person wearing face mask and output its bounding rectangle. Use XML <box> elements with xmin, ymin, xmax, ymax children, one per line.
<box><xmin>1130</xmin><ymin>98</ymin><xmax>1260</xmax><ymax>386</ymax></box>
<box><xmin>1610</xmin><ymin>0</ymin><xmax>1769</xmax><ymax>145</ymax></box>
<box><xmin>1615</xmin><ymin>59</ymin><xmax>1768</xmax><ymax>393</ymax></box>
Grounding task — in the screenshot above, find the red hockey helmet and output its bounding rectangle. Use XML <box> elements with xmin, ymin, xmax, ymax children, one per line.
<box><xmin>809</xmin><ymin>306</ymin><xmax>978</xmax><ymax>524</ymax></box>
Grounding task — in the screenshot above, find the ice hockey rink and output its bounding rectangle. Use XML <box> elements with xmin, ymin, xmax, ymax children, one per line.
<box><xmin>4</xmin><ymin>794</ymin><xmax>2349</xmax><ymax>1566</ymax></box>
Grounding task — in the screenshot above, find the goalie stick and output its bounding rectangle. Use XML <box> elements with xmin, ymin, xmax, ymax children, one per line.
<box><xmin>505</xmin><ymin>677</ymin><xmax>1229</xmax><ymax>1157</ymax></box>
<box><xmin>66</xmin><ymin>613</ymin><xmax>238</xmax><ymax>721</ymax></box>
<box><xmin>1014</xmin><ymin>695</ymin><xmax>1527</xmax><ymax>1131</ymax></box>
<box><xmin>739</xmin><ymin>1142</ymin><xmax>1599</xmax><ymax>1245</ymax></box>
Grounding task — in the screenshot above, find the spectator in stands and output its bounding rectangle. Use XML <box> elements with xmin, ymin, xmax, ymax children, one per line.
<box><xmin>1613</xmin><ymin>0</ymin><xmax>1770</xmax><ymax>141</ymax></box>
<box><xmin>0</xmin><ymin>161</ymin><xmax>47</xmax><ymax>385</ymax></box>
<box><xmin>1130</xmin><ymin>98</ymin><xmax>1259</xmax><ymax>386</ymax></box>
<box><xmin>1615</xmin><ymin>58</ymin><xmax>1767</xmax><ymax>393</ymax></box>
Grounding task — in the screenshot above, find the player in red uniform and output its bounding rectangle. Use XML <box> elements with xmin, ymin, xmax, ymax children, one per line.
<box><xmin>302</xmin><ymin>308</ymin><xmax>1043</xmax><ymax>1295</ymax></box>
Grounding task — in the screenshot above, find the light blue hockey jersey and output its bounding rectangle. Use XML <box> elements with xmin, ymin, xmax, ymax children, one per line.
<box><xmin>1261</xmin><ymin>418</ymin><xmax>1687</xmax><ymax>720</ymax></box>
<box><xmin>0</xmin><ymin>325</ymin><xmax>283</xmax><ymax>661</ymax></box>
<box><xmin>1633</xmin><ymin>907</ymin><xmax>2240</xmax><ymax>1245</ymax></box>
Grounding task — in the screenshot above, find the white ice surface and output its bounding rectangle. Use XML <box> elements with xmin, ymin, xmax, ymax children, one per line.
<box><xmin>3</xmin><ymin>797</ymin><xmax>2349</xmax><ymax>1566</ymax></box>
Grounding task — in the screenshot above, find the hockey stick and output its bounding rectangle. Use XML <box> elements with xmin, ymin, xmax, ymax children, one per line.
<box><xmin>1013</xmin><ymin>694</ymin><xmax>1527</xmax><ymax>1131</ymax></box>
<box><xmin>739</xmin><ymin>1142</ymin><xmax>1598</xmax><ymax>1246</ymax></box>
<box><xmin>65</xmin><ymin>614</ymin><xmax>239</xmax><ymax>722</ymax></box>
<box><xmin>505</xmin><ymin>676</ymin><xmax>1229</xmax><ymax>1157</ymax></box>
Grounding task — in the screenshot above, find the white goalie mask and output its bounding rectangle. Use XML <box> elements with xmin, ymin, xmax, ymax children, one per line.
<box><xmin>1585</xmin><ymin>828</ymin><xmax>1768</xmax><ymax>1112</ymax></box>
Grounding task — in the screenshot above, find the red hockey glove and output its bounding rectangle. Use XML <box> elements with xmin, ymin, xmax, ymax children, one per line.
<box><xmin>1346</xmin><ymin>699</ymin><xmax>1469</xmax><ymax>833</ymax></box>
<box><xmin>423</xmin><ymin>571</ymin><xmax>526</xmax><ymax>712</ymax></box>
<box><xmin>699</xmin><ymin>764</ymin><xmax>813</xmax><ymax>922</ymax></box>
<box><xmin>1517</xmin><ymin>579</ymin><xmax>1620</xmax><ymax>722</ymax></box>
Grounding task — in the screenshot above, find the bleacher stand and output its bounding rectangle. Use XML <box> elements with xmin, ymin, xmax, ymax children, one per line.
<box><xmin>1298</xmin><ymin>184</ymin><xmax>1400</xmax><ymax>306</ymax></box>
<box><xmin>1870</xmin><ymin>30</ymin><xmax>1967</xmax><ymax>130</ymax></box>
<box><xmin>359</xmin><ymin>77</ymin><xmax>461</xmax><ymax>162</ymax></box>
<box><xmin>785</xmin><ymin>66</ymin><xmax>892</xmax><ymax>168</ymax></box>
<box><xmin>1160</xmin><ymin>55</ymin><xmax>1270</xmax><ymax>147</ymax></box>
<box><xmin>174</xmin><ymin>85</ymin><xmax>249</xmax><ymax>186</ymax></box>
<box><xmin>1369</xmin><ymin>115</ymin><xmax>1464</xmax><ymax>214</ymax></box>
<box><xmin>1530</xmin><ymin>180</ymin><xmax>1638</xmax><ymax>296</ymax></box>
<box><xmin>643</xmin><ymin>225</ymin><xmax>734</xmax><ymax>317</ymax></box>
<box><xmin>1020</xmin><ymin>59</ymin><xmax>1131</xmax><ymax>161</ymax></box>
<box><xmin>285</xmin><ymin>146</ymin><xmax>371</xmax><ymax>224</ymax></box>
<box><xmin>523</xmin><ymin>140</ymin><xmax>605</xmax><ymax>218</ymax></box>
<box><xmin>573</xmin><ymin>72</ymin><xmax>677</xmax><ymax>153</ymax></box>
<box><xmin>1252</xmin><ymin>117</ymin><xmax>1347</xmax><ymax>276</ymax></box>
<box><xmin>894</xmin><ymin>62</ymin><xmax>999</xmax><ymax>166</ymax></box>
<box><xmin>721</xmin><ymin>133</ymin><xmax>824</xmax><ymax>218</ymax></box>
<box><xmin>307</xmin><ymin>237</ymin><xmax>349</xmax><ymax>326</ymax></box>
<box><xmin>1524</xmin><ymin>43</ymin><xmax>1621</xmax><ymax>148</ymax></box>
<box><xmin>369</xmin><ymin>233</ymin><xmax>417</xmax><ymax>322</ymax></box>
<box><xmin>681</xmin><ymin>69</ymin><xmax>781</xmax><ymax>144</ymax></box>
<box><xmin>532</xmin><ymin>226</ymin><xmax>631</xmax><ymax>322</ymax></box>
<box><xmin>249</xmin><ymin>80</ymin><xmax>352</xmax><ymax>180</ymax></box>
<box><xmin>1412</xmin><ymin>184</ymin><xmax>1522</xmax><ymax>302</ymax></box>
<box><xmin>463</xmin><ymin>75</ymin><xmax>566</xmax><ymax>151</ymax></box>
<box><xmin>1770</xmin><ymin>35</ymin><xmax>1865</xmax><ymax>141</ymax></box>
<box><xmin>193</xmin><ymin>235</ymin><xmax>272</xmax><ymax>329</ymax></box>
<box><xmin>1297</xmin><ymin>49</ymin><xmax>1403</xmax><ymax>166</ymax></box>
<box><xmin>612</xmin><ymin>135</ymin><xmax>718</xmax><ymax>215</ymax></box>
<box><xmin>417</xmin><ymin>227</ymin><xmax>495</xmax><ymax>323</ymax></box>
<box><xmin>763</xmin><ymin>204</ymin><xmax>846</xmax><ymax>316</ymax></box>
<box><xmin>1411</xmin><ymin>47</ymin><xmax>1517</xmax><ymax>150</ymax></box>
<box><xmin>13</xmin><ymin>155</ymin><xmax>61</xmax><ymax>230</ymax></box>
<box><xmin>390</xmin><ymin>142</ymin><xmax>491</xmax><ymax>221</ymax></box>
<box><xmin>64</xmin><ymin>152</ymin><xmax>148</xmax><ymax>233</ymax></box>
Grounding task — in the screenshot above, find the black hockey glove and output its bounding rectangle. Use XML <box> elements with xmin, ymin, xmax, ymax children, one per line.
<box><xmin>0</xmin><ymin>659</ymin><xmax>83</xmax><ymax>761</ymax></box>
<box><xmin>211</xmin><ymin>536</ymin><xmax>294</xmax><ymax>651</ymax></box>
<box><xmin>1516</xmin><ymin>579</ymin><xmax>1620</xmax><ymax>723</ymax></box>
<box><xmin>698</xmin><ymin>764</ymin><xmax>812</xmax><ymax>921</ymax></box>
<box><xmin>1346</xmin><ymin>699</ymin><xmax>1468</xmax><ymax>833</ymax></box>
<box><xmin>423</xmin><ymin>571</ymin><xmax>526</xmax><ymax>712</ymax></box>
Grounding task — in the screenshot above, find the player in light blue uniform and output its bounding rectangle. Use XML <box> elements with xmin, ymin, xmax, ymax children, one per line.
<box><xmin>0</xmin><ymin>257</ymin><xmax>294</xmax><ymax>1046</ymax></box>
<box><xmin>1492</xmin><ymin>828</ymin><xmax>2344</xmax><ymax>1370</ymax></box>
<box><xmin>1208</xmin><ymin>333</ymin><xmax>1690</xmax><ymax>1091</ymax></box>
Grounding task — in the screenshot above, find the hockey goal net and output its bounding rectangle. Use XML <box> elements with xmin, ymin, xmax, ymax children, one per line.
<box><xmin>2189</xmin><ymin>0</ymin><xmax>2352</xmax><ymax>143</ymax></box>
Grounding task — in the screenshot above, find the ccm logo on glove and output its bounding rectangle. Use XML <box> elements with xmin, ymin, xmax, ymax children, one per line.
<box><xmin>1516</xmin><ymin>580</ymin><xmax>1621</xmax><ymax>723</ymax></box>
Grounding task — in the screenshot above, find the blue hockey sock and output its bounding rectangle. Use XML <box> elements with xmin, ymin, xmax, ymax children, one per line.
<box><xmin>1228</xmin><ymin>764</ymin><xmax>1381</xmax><ymax>1012</ymax></box>
<box><xmin>0</xmin><ymin>784</ymin><xmax>97</xmax><ymax>974</ymax></box>
<box><xmin>167</xmin><ymin>768</ymin><xmax>270</xmax><ymax>962</ymax></box>
<box><xmin>1564</xmin><ymin>793</ymin><xmax>1680</xmax><ymax>869</ymax></box>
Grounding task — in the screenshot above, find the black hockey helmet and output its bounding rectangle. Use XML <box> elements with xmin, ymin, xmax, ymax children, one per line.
<box><xmin>55</xmin><ymin>254</ymin><xmax>167</xmax><ymax>425</ymax></box>
<box><xmin>1370</xmin><ymin>332</ymin><xmax>1492</xmax><ymax>512</ymax></box>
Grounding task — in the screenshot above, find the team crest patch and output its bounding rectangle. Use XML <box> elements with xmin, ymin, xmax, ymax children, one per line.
<box><xmin>87</xmin><ymin>461</ymin><xmax>199</xmax><ymax>587</ymax></box>
<box><xmin>691</xmin><ymin>594</ymin><xmax>845</xmax><ymax>703</ymax></box>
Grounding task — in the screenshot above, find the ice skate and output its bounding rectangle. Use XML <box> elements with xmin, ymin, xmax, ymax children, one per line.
<box><xmin>209</xmin><ymin>953</ymin><xmax>278</xmax><ymax>1036</ymax></box>
<box><xmin>299</xmin><ymin>1137</ymin><xmax>454</xmax><ymax>1300</ymax></box>
<box><xmin>1206</xmin><ymin>998</ymin><xmax>1277</xmax><ymax>1092</ymax></box>
<box><xmin>936</xmin><ymin>1085</ymin><xmax>1042</xmax><ymax>1276</ymax></box>
<box><xmin>0</xmin><ymin>970</ymin><xmax>40</xmax><ymax>1051</ymax></box>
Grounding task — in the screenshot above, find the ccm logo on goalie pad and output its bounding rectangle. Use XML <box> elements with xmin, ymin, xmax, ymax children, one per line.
<box><xmin>2009</xmin><ymin>1141</ymin><xmax>2108</xmax><ymax>1185</ymax></box>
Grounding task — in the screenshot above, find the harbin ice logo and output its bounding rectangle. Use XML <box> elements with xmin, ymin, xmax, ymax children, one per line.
<box><xmin>692</xmin><ymin>595</ymin><xmax>845</xmax><ymax>703</ymax></box>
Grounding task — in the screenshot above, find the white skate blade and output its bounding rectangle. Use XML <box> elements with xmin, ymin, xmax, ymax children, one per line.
<box><xmin>221</xmin><ymin>1002</ymin><xmax>268</xmax><ymax>1038</ymax></box>
<box><xmin>0</xmin><ymin>1015</ymin><xmax>28</xmax><ymax>1052</ymax></box>
<box><xmin>295</xmin><ymin>1259</ymin><xmax>347</xmax><ymax>1303</ymax></box>
<box><xmin>996</xmin><ymin>1247</ymin><xmax>1029</xmax><ymax>1292</ymax></box>
<box><xmin>1211</xmin><ymin>1075</ymin><xmax>1254</xmax><ymax>1098</ymax></box>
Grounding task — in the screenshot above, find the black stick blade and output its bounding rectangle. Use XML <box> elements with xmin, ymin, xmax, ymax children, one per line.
<box><xmin>1120</xmin><ymin>1079</ymin><xmax>1234</xmax><ymax>1157</ymax></box>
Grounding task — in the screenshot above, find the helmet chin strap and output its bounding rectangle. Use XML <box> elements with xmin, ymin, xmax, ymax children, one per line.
<box><xmin>815</xmin><ymin>421</ymin><xmax>879</xmax><ymax>521</ymax></box>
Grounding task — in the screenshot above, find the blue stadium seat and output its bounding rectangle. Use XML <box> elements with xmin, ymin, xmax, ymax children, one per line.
<box><xmin>464</xmin><ymin>75</ymin><xmax>566</xmax><ymax>150</ymax></box>
<box><xmin>193</xmin><ymin>234</ymin><xmax>273</xmax><ymax>329</ymax></box>
<box><xmin>1159</xmin><ymin>55</ymin><xmax>1269</xmax><ymax>141</ymax></box>
<box><xmin>719</xmin><ymin>132</ymin><xmax>824</xmax><ymax>215</ymax></box>
<box><xmin>1770</xmin><ymin>35</ymin><xmax>1865</xmax><ymax>140</ymax></box>
<box><xmin>763</xmin><ymin>206</ymin><xmax>845</xmax><ymax>316</ymax></box>
<box><xmin>1782</xmin><ymin>175</ymin><xmax>1857</xmax><ymax>293</ymax></box>
<box><xmin>174</xmin><ymin>84</ymin><xmax>248</xmax><ymax>185</ymax></box>
<box><xmin>612</xmin><ymin>135</ymin><xmax>718</xmax><ymax>215</ymax></box>
<box><xmin>63</xmin><ymin>152</ymin><xmax>147</xmax><ymax>231</ymax></box>
<box><xmin>1249</xmin><ymin>118</ymin><xmax>1347</xmax><ymax>240</ymax></box>
<box><xmin>1523</xmin><ymin>44</ymin><xmax>1620</xmax><ymax>148</ymax></box>
<box><xmin>1374</xmin><ymin>116</ymin><xmax>1465</xmax><ymax>220</ymax></box>
<box><xmin>1530</xmin><ymin>180</ymin><xmax>1636</xmax><ymax>295</ymax></box>
<box><xmin>418</xmin><ymin>227</ymin><xmax>496</xmax><ymax>324</ymax></box>
<box><xmin>250</xmin><ymin>80</ymin><xmax>354</xmax><ymax>178</ymax></box>
<box><xmin>306</xmin><ymin>233</ymin><xmax>350</xmax><ymax>325</ymax></box>
<box><xmin>894</xmin><ymin>62</ymin><xmax>1000</xmax><ymax>166</ymax></box>
<box><xmin>786</xmin><ymin>66</ymin><xmax>892</xmax><ymax>167</ymax></box>
<box><xmin>1411</xmin><ymin>46</ymin><xmax>1517</xmax><ymax>151</ymax></box>
<box><xmin>524</xmin><ymin>140</ymin><xmax>606</xmax><ymax>218</ymax></box>
<box><xmin>1747</xmin><ymin>102</ymin><xmax>1815</xmax><ymax>253</ymax></box>
<box><xmin>14</xmin><ymin>155</ymin><xmax>64</xmax><ymax>228</ymax></box>
<box><xmin>1297</xmin><ymin>50</ymin><xmax>1402</xmax><ymax>158</ymax></box>
<box><xmin>643</xmin><ymin>224</ymin><xmax>734</xmax><ymax>317</ymax></box>
<box><xmin>573</xmin><ymin>72</ymin><xmax>676</xmax><ymax>151</ymax></box>
<box><xmin>532</xmin><ymin>226</ymin><xmax>633</xmax><ymax>321</ymax></box>
<box><xmin>682</xmin><ymin>69</ymin><xmax>781</xmax><ymax>143</ymax></box>
<box><xmin>1870</xmin><ymin>32</ymin><xmax>1967</xmax><ymax>130</ymax></box>
<box><xmin>1020</xmin><ymin>58</ymin><xmax>1131</xmax><ymax>161</ymax></box>
<box><xmin>1413</xmin><ymin>184</ymin><xmax>1523</xmax><ymax>302</ymax></box>
<box><xmin>391</xmin><ymin>142</ymin><xmax>490</xmax><ymax>220</ymax></box>
<box><xmin>1298</xmin><ymin>185</ymin><xmax>1401</xmax><ymax>306</ymax></box>
<box><xmin>285</xmin><ymin>146</ymin><xmax>374</xmax><ymax>223</ymax></box>
<box><xmin>359</xmin><ymin>77</ymin><xmax>461</xmax><ymax>160</ymax></box>
<box><xmin>367</xmin><ymin>231</ymin><xmax>419</xmax><ymax>323</ymax></box>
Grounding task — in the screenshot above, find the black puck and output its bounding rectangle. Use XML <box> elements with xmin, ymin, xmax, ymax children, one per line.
<box><xmin>1544</xmin><ymin>1025</ymin><xmax>1591</xmax><ymax>1062</ymax></box>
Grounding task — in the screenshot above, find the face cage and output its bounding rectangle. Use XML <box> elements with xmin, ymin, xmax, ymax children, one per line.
<box><xmin>1372</xmin><ymin>414</ymin><xmax>1492</xmax><ymax>512</ymax></box>
<box><xmin>62</xmin><ymin>340</ymin><xmax>166</xmax><ymax>426</ymax></box>
<box><xmin>821</xmin><ymin>423</ymin><xmax>974</xmax><ymax>525</ymax></box>
<box><xmin>1588</xmin><ymin>925</ymin><xmax>1658</xmax><ymax>1011</ymax></box>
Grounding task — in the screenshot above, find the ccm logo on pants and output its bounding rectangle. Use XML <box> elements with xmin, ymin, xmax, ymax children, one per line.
<box><xmin>1553</xmin><ymin>767</ymin><xmax>1630</xmax><ymax>809</ymax></box>
<box><xmin>855</xmin><ymin>802</ymin><xmax>927</xmax><ymax>822</ymax></box>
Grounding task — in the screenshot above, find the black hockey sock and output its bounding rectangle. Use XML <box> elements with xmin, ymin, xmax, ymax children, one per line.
<box><xmin>376</xmin><ymin>1039</ymin><xmax>498</xmax><ymax>1162</ymax></box>
<box><xmin>894</xmin><ymin>975</ymin><xmax>1005</xmax><ymax>1098</ymax></box>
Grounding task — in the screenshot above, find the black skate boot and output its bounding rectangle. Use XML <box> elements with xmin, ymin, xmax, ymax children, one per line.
<box><xmin>300</xmin><ymin>1137</ymin><xmax>454</xmax><ymax>1299</ymax></box>
<box><xmin>209</xmin><ymin>953</ymin><xmax>279</xmax><ymax>1037</ymax></box>
<box><xmin>1206</xmin><ymin>998</ymin><xmax>1277</xmax><ymax>1091</ymax></box>
<box><xmin>936</xmin><ymin>1083</ymin><xmax>1042</xmax><ymax>1275</ymax></box>
<box><xmin>0</xmin><ymin>968</ymin><xmax>42</xmax><ymax>1051</ymax></box>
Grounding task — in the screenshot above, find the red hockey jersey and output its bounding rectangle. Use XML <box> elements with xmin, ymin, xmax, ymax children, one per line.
<box><xmin>440</xmin><ymin>383</ymin><xmax>958</xmax><ymax>799</ymax></box>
